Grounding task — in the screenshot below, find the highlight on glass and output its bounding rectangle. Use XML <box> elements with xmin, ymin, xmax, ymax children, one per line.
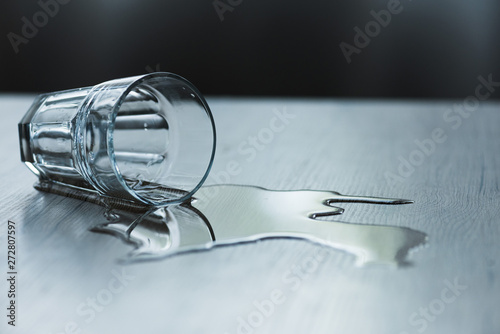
<box><xmin>19</xmin><ymin>72</ymin><xmax>216</xmax><ymax>206</ymax></box>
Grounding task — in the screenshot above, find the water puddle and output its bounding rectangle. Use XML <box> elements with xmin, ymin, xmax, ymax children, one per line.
<box><xmin>36</xmin><ymin>182</ymin><xmax>427</xmax><ymax>267</ymax></box>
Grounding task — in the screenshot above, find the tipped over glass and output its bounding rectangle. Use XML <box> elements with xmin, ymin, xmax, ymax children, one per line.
<box><xmin>19</xmin><ymin>73</ymin><xmax>216</xmax><ymax>206</ymax></box>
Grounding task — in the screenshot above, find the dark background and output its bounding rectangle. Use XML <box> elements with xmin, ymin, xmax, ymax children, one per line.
<box><xmin>1</xmin><ymin>0</ymin><xmax>499</xmax><ymax>98</ymax></box>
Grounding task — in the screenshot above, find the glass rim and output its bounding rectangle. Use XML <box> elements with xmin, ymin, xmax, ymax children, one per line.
<box><xmin>106</xmin><ymin>72</ymin><xmax>216</xmax><ymax>206</ymax></box>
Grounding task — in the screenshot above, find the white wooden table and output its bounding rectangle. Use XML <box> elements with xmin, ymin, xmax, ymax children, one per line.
<box><xmin>0</xmin><ymin>95</ymin><xmax>498</xmax><ymax>334</ymax></box>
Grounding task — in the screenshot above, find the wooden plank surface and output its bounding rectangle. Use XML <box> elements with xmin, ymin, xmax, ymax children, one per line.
<box><xmin>0</xmin><ymin>95</ymin><xmax>499</xmax><ymax>334</ymax></box>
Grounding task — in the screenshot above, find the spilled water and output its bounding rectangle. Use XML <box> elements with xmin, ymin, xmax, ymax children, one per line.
<box><xmin>36</xmin><ymin>182</ymin><xmax>427</xmax><ymax>266</ymax></box>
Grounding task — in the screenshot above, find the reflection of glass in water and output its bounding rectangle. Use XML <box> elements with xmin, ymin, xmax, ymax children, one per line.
<box><xmin>87</xmin><ymin>185</ymin><xmax>427</xmax><ymax>267</ymax></box>
<box><xmin>95</xmin><ymin>206</ymin><xmax>215</xmax><ymax>259</ymax></box>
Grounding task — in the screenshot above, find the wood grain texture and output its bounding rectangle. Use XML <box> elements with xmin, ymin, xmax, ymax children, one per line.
<box><xmin>0</xmin><ymin>95</ymin><xmax>499</xmax><ymax>334</ymax></box>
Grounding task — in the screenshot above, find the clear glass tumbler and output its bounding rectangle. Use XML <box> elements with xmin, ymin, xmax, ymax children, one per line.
<box><xmin>19</xmin><ymin>73</ymin><xmax>216</xmax><ymax>206</ymax></box>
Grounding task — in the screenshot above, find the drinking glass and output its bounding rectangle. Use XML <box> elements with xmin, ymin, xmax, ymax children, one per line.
<box><xmin>19</xmin><ymin>72</ymin><xmax>216</xmax><ymax>206</ymax></box>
